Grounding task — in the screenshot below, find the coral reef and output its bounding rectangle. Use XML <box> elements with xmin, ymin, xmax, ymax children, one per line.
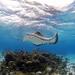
<box><xmin>0</xmin><ymin>50</ymin><xmax>68</xmax><ymax>75</ymax></box>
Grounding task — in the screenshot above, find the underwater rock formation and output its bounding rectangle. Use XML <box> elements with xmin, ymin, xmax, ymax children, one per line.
<box><xmin>0</xmin><ymin>50</ymin><xmax>68</xmax><ymax>75</ymax></box>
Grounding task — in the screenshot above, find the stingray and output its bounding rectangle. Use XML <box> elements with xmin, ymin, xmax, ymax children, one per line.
<box><xmin>23</xmin><ymin>32</ymin><xmax>58</xmax><ymax>45</ymax></box>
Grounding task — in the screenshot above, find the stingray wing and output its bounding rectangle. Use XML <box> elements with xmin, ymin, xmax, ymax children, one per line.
<box><xmin>23</xmin><ymin>34</ymin><xmax>47</xmax><ymax>45</ymax></box>
<box><xmin>23</xmin><ymin>32</ymin><xmax>58</xmax><ymax>45</ymax></box>
<box><xmin>28</xmin><ymin>35</ymin><xmax>46</xmax><ymax>45</ymax></box>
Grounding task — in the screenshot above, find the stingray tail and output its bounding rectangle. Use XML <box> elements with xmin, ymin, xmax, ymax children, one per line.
<box><xmin>49</xmin><ymin>32</ymin><xmax>58</xmax><ymax>44</ymax></box>
<box><xmin>54</xmin><ymin>32</ymin><xmax>58</xmax><ymax>44</ymax></box>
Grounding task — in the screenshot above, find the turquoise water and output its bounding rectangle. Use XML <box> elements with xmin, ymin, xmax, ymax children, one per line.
<box><xmin>0</xmin><ymin>23</ymin><xmax>75</xmax><ymax>55</ymax></box>
<box><xmin>0</xmin><ymin>10</ymin><xmax>75</xmax><ymax>63</ymax></box>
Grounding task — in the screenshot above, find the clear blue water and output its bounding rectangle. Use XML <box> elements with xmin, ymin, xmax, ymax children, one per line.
<box><xmin>0</xmin><ymin>12</ymin><xmax>75</xmax><ymax>62</ymax></box>
<box><xmin>0</xmin><ymin>24</ymin><xmax>75</xmax><ymax>54</ymax></box>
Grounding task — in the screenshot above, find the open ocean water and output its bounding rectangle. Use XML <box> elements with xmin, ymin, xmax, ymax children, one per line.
<box><xmin>0</xmin><ymin>0</ymin><xmax>75</xmax><ymax>63</ymax></box>
<box><xmin>0</xmin><ymin>21</ymin><xmax>75</xmax><ymax>63</ymax></box>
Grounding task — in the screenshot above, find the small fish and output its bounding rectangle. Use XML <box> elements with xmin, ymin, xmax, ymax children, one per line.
<box><xmin>23</xmin><ymin>32</ymin><xmax>58</xmax><ymax>45</ymax></box>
